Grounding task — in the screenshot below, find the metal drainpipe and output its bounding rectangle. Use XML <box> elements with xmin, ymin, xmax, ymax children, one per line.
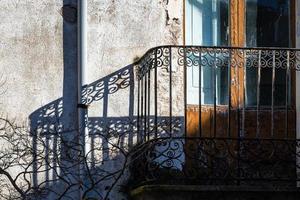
<box><xmin>78</xmin><ymin>0</ymin><xmax>87</xmax><ymax>198</ymax></box>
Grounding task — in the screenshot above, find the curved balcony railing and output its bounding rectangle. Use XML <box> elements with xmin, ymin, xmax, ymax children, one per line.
<box><xmin>130</xmin><ymin>46</ymin><xmax>300</xmax><ymax>190</ymax></box>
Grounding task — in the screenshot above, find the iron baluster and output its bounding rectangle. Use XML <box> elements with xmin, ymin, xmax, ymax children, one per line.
<box><xmin>228</xmin><ymin>49</ymin><xmax>231</xmax><ymax>138</ymax></box>
<box><xmin>286</xmin><ymin>50</ymin><xmax>290</xmax><ymax>138</ymax></box>
<box><xmin>256</xmin><ymin>50</ymin><xmax>261</xmax><ymax>138</ymax></box>
<box><xmin>154</xmin><ymin>49</ymin><xmax>158</xmax><ymax>139</ymax></box>
<box><xmin>271</xmin><ymin>50</ymin><xmax>276</xmax><ymax>138</ymax></box>
<box><xmin>169</xmin><ymin>47</ymin><xmax>172</xmax><ymax>137</ymax></box>
<box><xmin>213</xmin><ymin>50</ymin><xmax>217</xmax><ymax>138</ymax></box>
<box><xmin>147</xmin><ymin>62</ymin><xmax>151</xmax><ymax>141</ymax></box>
<box><xmin>184</xmin><ymin>47</ymin><xmax>187</xmax><ymax>137</ymax></box>
<box><xmin>198</xmin><ymin>47</ymin><xmax>202</xmax><ymax>137</ymax></box>
<box><xmin>137</xmin><ymin>71</ymin><xmax>140</xmax><ymax>143</ymax></box>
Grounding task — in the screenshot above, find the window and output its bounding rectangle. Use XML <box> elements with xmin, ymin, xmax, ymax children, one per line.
<box><xmin>185</xmin><ymin>0</ymin><xmax>294</xmax><ymax>107</ymax></box>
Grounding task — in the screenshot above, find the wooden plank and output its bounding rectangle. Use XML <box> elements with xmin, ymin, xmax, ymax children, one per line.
<box><xmin>230</xmin><ymin>0</ymin><xmax>245</xmax><ymax>107</ymax></box>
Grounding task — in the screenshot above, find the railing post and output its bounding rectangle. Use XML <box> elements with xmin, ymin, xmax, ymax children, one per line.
<box><xmin>147</xmin><ymin>61</ymin><xmax>151</xmax><ymax>141</ymax></box>
<box><xmin>141</xmin><ymin>70</ymin><xmax>144</xmax><ymax>142</ymax></box>
<box><xmin>169</xmin><ymin>47</ymin><xmax>172</xmax><ymax>137</ymax></box>
<box><xmin>256</xmin><ymin>50</ymin><xmax>261</xmax><ymax>138</ymax></box>
<box><xmin>228</xmin><ymin>49</ymin><xmax>232</xmax><ymax>138</ymax></box>
<box><xmin>154</xmin><ymin>50</ymin><xmax>158</xmax><ymax>139</ymax></box>
<box><xmin>198</xmin><ymin>47</ymin><xmax>202</xmax><ymax>137</ymax></box>
<box><xmin>144</xmin><ymin>67</ymin><xmax>147</xmax><ymax>142</ymax></box>
<box><xmin>242</xmin><ymin>50</ymin><xmax>246</xmax><ymax>138</ymax></box>
<box><xmin>286</xmin><ymin>50</ymin><xmax>290</xmax><ymax>138</ymax></box>
<box><xmin>271</xmin><ymin>50</ymin><xmax>276</xmax><ymax>138</ymax></box>
<box><xmin>184</xmin><ymin>47</ymin><xmax>187</xmax><ymax>138</ymax></box>
<box><xmin>137</xmin><ymin>68</ymin><xmax>141</xmax><ymax>143</ymax></box>
<box><xmin>213</xmin><ymin>50</ymin><xmax>217</xmax><ymax>138</ymax></box>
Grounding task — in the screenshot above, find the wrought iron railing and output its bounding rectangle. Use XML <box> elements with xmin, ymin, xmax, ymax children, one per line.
<box><xmin>131</xmin><ymin>137</ymin><xmax>300</xmax><ymax>187</ymax></box>
<box><xmin>131</xmin><ymin>46</ymin><xmax>300</xmax><ymax>189</ymax></box>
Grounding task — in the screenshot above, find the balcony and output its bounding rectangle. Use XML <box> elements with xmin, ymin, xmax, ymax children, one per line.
<box><xmin>129</xmin><ymin>46</ymin><xmax>300</xmax><ymax>199</ymax></box>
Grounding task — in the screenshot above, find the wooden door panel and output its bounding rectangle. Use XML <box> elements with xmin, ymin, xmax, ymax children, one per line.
<box><xmin>187</xmin><ymin>106</ymin><xmax>296</xmax><ymax>139</ymax></box>
<box><xmin>187</xmin><ymin>105</ymin><xmax>230</xmax><ymax>138</ymax></box>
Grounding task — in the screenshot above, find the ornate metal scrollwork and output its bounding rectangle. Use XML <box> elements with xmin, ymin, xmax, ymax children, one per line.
<box><xmin>130</xmin><ymin>137</ymin><xmax>300</xmax><ymax>189</ymax></box>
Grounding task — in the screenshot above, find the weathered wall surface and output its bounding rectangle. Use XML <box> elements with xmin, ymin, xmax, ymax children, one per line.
<box><xmin>87</xmin><ymin>0</ymin><xmax>184</xmax><ymax>117</ymax></box>
<box><xmin>0</xmin><ymin>0</ymin><xmax>184</xmax><ymax>140</ymax></box>
<box><xmin>0</xmin><ymin>0</ymin><xmax>64</xmax><ymax>122</ymax></box>
<box><xmin>0</xmin><ymin>1</ymin><xmax>66</xmax><ymax>199</ymax></box>
<box><xmin>0</xmin><ymin>0</ymin><xmax>184</xmax><ymax>199</ymax></box>
<box><xmin>88</xmin><ymin>0</ymin><xmax>183</xmax><ymax>80</ymax></box>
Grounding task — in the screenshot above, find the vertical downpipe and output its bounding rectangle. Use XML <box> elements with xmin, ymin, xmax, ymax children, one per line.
<box><xmin>78</xmin><ymin>0</ymin><xmax>87</xmax><ymax>198</ymax></box>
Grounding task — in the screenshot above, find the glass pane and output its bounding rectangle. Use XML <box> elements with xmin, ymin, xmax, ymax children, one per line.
<box><xmin>246</xmin><ymin>0</ymin><xmax>290</xmax><ymax>47</ymax></box>
<box><xmin>245</xmin><ymin>0</ymin><xmax>291</xmax><ymax>106</ymax></box>
<box><xmin>186</xmin><ymin>0</ymin><xmax>229</xmax><ymax>105</ymax></box>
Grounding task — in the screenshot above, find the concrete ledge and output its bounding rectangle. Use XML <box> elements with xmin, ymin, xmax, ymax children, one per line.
<box><xmin>130</xmin><ymin>185</ymin><xmax>300</xmax><ymax>200</ymax></box>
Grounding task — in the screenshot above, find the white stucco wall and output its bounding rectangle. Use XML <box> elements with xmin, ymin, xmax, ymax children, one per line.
<box><xmin>0</xmin><ymin>0</ymin><xmax>184</xmax><ymax>141</ymax></box>
<box><xmin>0</xmin><ymin>1</ymin><xmax>64</xmax><ymax>121</ymax></box>
<box><xmin>87</xmin><ymin>0</ymin><xmax>183</xmax><ymax>117</ymax></box>
<box><xmin>0</xmin><ymin>0</ymin><xmax>184</xmax><ymax>199</ymax></box>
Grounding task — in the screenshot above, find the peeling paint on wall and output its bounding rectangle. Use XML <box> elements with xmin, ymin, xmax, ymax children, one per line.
<box><xmin>159</xmin><ymin>0</ymin><xmax>183</xmax><ymax>45</ymax></box>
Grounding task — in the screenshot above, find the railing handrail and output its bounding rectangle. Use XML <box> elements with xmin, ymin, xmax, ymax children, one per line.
<box><xmin>135</xmin><ymin>45</ymin><xmax>300</xmax><ymax>65</ymax></box>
